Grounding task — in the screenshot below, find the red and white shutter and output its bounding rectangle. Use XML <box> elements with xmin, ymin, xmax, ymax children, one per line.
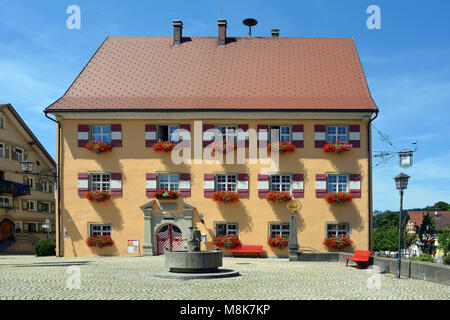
<box><xmin>237</xmin><ymin>174</ymin><xmax>249</xmax><ymax>197</ymax></box>
<box><xmin>78</xmin><ymin>125</ymin><xmax>89</xmax><ymax>147</ymax></box>
<box><xmin>110</xmin><ymin>173</ymin><xmax>122</xmax><ymax>196</ymax></box>
<box><xmin>349</xmin><ymin>125</ymin><xmax>361</xmax><ymax>148</ymax></box>
<box><xmin>314</xmin><ymin>125</ymin><xmax>326</xmax><ymax>148</ymax></box>
<box><xmin>145</xmin><ymin>124</ymin><xmax>157</xmax><ymax>148</ymax></box>
<box><xmin>292</xmin><ymin>174</ymin><xmax>304</xmax><ymax>198</ymax></box>
<box><xmin>349</xmin><ymin>174</ymin><xmax>361</xmax><ymax>198</ymax></box>
<box><xmin>179</xmin><ymin>173</ymin><xmax>191</xmax><ymax>197</ymax></box>
<box><xmin>257</xmin><ymin>125</ymin><xmax>268</xmax><ymax>148</ymax></box>
<box><xmin>178</xmin><ymin>124</ymin><xmax>191</xmax><ymax>147</ymax></box>
<box><xmin>292</xmin><ymin>125</ymin><xmax>304</xmax><ymax>148</ymax></box>
<box><xmin>111</xmin><ymin>124</ymin><xmax>122</xmax><ymax>147</ymax></box>
<box><xmin>203</xmin><ymin>124</ymin><xmax>215</xmax><ymax>147</ymax></box>
<box><xmin>315</xmin><ymin>174</ymin><xmax>327</xmax><ymax>198</ymax></box>
<box><xmin>204</xmin><ymin>174</ymin><xmax>215</xmax><ymax>197</ymax></box>
<box><xmin>258</xmin><ymin>174</ymin><xmax>269</xmax><ymax>198</ymax></box>
<box><xmin>237</xmin><ymin>124</ymin><xmax>249</xmax><ymax>148</ymax></box>
<box><xmin>146</xmin><ymin>173</ymin><xmax>157</xmax><ymax>196</ymax></box>
<box><xmin>78</xmin><ymin>173</ymin><xmax>89</xmax><ymax>196</ymax></box>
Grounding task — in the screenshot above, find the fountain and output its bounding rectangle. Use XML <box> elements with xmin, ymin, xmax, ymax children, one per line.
<box><xmin>153</xmin><ymin>226</ymin><xmax>240</xmax><ymax>279</ymax></box>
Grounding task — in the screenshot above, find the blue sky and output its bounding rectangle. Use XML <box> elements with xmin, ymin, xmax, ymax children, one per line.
<box><xmin>1</xmin><ymin>0</ymin><xmax>449</xmax><ymax>211</ymax></box>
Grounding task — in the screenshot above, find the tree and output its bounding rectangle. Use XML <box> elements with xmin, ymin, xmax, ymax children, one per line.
<box><xmin>373</xmin><ymin>225</ymin><xmax>416</xmax><ymax>254</ymax></box>
<box><xmin>416</xmin><ymin>212</ymin><xmax>436</xmax><ymax>255</ymax></box>
<box><xmin>374</xmin><ymin>211</ymin><xmax>399</xmax><ymax>229</ymax></box>
<box><xmin>437</xmin><ymin>226</ymin><xmax>450</xmax><ymax>257</ymax></box>
<box><xmin>425</xmin><ymin>201</ymin><xmax>450</xmax><ymax>211</ymax></box>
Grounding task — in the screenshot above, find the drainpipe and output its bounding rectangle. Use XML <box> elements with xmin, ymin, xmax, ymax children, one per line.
<box><xmin>367</xmin><ymin>110</ymin><xmax>379</xmax><ymax>251</ymax></box>
<box><xmin>44</xmin><ymin>111</ymin><xmax>62</xmax><ymax>257</ymax></box>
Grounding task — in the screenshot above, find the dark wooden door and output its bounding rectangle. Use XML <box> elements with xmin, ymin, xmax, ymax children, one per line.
<box><xmin>0</xmin><ymin>220</ymin><xmax>13</xmax><ymax>240</ymax></box>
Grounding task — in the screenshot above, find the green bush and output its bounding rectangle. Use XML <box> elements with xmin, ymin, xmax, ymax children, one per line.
<box><xmin>412</xmin><ymin>254</ymin><xmax>434</xmax><ymax>263</ymax></box>
<box><xmin>33</xmin><ymin>239</ymin><xmax>56</xmax><ymax>256</ymax></box>
<box><xmin>443</xmin><ymin>254</ymin><xmax>450</xmax><ymax>265</ymax></box>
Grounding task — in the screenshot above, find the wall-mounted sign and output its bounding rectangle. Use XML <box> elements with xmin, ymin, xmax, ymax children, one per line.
<box><xmin>201</xmin><ymin>234</ymin><xmax>207</xmax><ymax>242</ymax></box>
<box><xmin>399</xmin><ymin>152</ymin><xmax>413</xmax><ymax>169</ymax></box>
<box><xmin>127</xmin><ymin>239</ymin><xmax>140</xmax><ymax>255</ymax></box>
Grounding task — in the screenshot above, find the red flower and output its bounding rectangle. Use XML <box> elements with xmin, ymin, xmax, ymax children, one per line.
<box><xmin>210</xmin><ymin>140</ymin><xmax>236</xmax><ymax>153</ymax></box>
<box><xmin>85</xmin><ymin>190</ymin><xmax>111</xmax><ymax>202</ymax></box>
<box><xmin>85</xmin><ymin>141</ymin><xmax>113</xmax><ymax>154</ymax></box>
<box><xmin>154</xmin><ymin>189</ymin><xmax>181</xmax><ymax>199</ymax></box>
<box><xmin>324</xmin><ymin>192</ymin><xmax>353</xmax><ymax>205</ymax></box>
<box><xmin>322</xmin><ymin>140</ymin><xmax>352</xmax><ymax>153</ymax></box>
<box><xmin>267</xmin><ymin>141</ymin><xmax>296</xmax><ymax>154</ymax></box>
<box><xmin>86</xmin><ymin>235</ymin><xmax>114</xmax><ymax>248</ymax></box>
<box><xmin>152</xmin><ymin>141</ymin><xmax>177</xmax><ymax>152</ymax></box>
<box><xmin>213</xmin><ymin>234</ymin><xmax>241</xmax><ymax>249</ymax></box>
<box><xmin>323</xmin><ymin>236</ymin><xmax>352</xmax><ymax>249</ymax></box>
<box><xmin>268</xmin><ymin>235</ymin><xmax>289</xmax><ymax>249</ymax></box>
<box><xmin>211</xmin><ymin>191</ymin><xmax>240</xmax><ymax>203</ymax></box>
<box><xmin>265</xmin><ymin>191</ymin><xmax>292</xmax><ymax>203</ymax></box>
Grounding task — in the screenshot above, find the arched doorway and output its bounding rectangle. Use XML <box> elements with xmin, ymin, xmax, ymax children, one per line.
<box><xmin>157</xmin><ymin>224</ymin><xmax>183</xmax><ymax>255</ymax></box>
<box><xmin>0</xmin><ymin>219</ymin><xmax>14</xmax><ymax>241</ymax></box>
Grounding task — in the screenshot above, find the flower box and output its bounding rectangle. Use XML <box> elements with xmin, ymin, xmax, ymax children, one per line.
<box><xmin>210</xmin><ymin>140</ymin><xmax>236</xmax><ymax>153</ymax></box>
<box><xmin>322</xmin><ymin>140</ymin><xmax>352</xmax><ymax>153</ymax></box>
<box><xmin>213</xmin><ymin>234</ymin><xmax>241</xmax><ymax>249</ymax></box>
<box><xmin>86</xmin><ymin>235</ymin><xmax>114</xmax><ymax>248</ymax></box>
<box><xmin>85</xmin><ymin>190</ymin><xmax>111</xmax><ymax>202</ymax></box>
<box><xmin>324</xmin><ymin>192</ymin><xmax>352</xmax><ymax>205</ymax></box>
<box><xmin>268</xmin><ymin>235</ymin><xmax>289</xmax><ymax>249</ymax></box>
<box><xmin>265</xmin><ymin>191</ymin><xmax>292</xmax><ymax>203</ymax></box>
<box><xmin>323</xmin><ymin>235</ymin><xmax>352</xmax><ymax>249</ymax></box>
<box><xmin>85</xmin><ymin>140</ymin><xmax>113</xmax><ymax>154</ymax></box>
<box><xmin>267</xmin><ymin>141</ymin><xmax>296</xmax><ymax>154</ymax></box>
<box><xmin>152</xmin><ymin>141</ymin><xmax>177</xmax><ymax>152</ymax></box>
<box><xmin>211</xmin><ymin>190</ymin><xmax>240</xmax><ymax>203</ymax></box>
<box><xmin>155</xmin><ymin>189</ymin><xmax>181</xmax><ymax>199</ymax></box>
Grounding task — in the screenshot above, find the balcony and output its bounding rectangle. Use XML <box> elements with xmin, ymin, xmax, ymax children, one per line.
<box><xmin>0</xmin><ymin>180</ymin><xmax>31</xmax><ymax>197</ymax></box>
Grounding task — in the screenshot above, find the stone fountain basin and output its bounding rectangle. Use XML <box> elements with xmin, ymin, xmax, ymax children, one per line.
<box><xmin>165</xmin><ymin>251</ymin><xmax>222</xmax><ymax>273</ymax></box>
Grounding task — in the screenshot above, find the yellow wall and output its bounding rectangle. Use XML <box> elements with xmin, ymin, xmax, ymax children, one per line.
<box><xmin>58</xmin><ymin>118</ymin><xmax>371</xmax><ymax>257</ymax></box>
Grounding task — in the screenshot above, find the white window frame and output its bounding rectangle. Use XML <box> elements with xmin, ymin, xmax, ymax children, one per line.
<box><xmin>326</xmin><ymin>125</ymin><xmax>348</xmax><ymax>143</ymax></box>
<box><xmin>215</xmin><ymin>174</ymin><xmax>237</xmax><ymax>192</ymax></box>
<box><xmin>326</xmin><ymin>223</ymin><xmax>350</xmax><ymax>237</ymax></box>
<box><xmin>41</xmin><ymin>180</ymin><xmax>50</xmax><ymax>193</ymax></box>
<box><xmin>269</xmin><ymin>174</ymin><xmax>292</xmax><ymax>193</ymax></box>
<box><xmin>215</xmin><ymin>125</ymin><xmax>237</xmax><ymax>143</ymax></box>
<box><xmin>27</xmin><ymin>200</ymin><xmax>37</xmax><ymax>211</ymax></box>
<box><xmin>27</xmin><ymin>177</ymin><xmax>35</xmax><ymax>190</ymax></box>
<box><xmin>15</xmin><ymin>147</ymin><xmax>24</xmax><ymax>162</ymax></box>
<box><xmin>91</xmin><ymin>125</ymin><xmax>111</xmax><ymax>143</ymax></box>
<box><xmin>28</xmin><ymin>222</ymin><xmax>38</xmax><ymax>233</ymax></box>
<box><xmin>88</xmin><ymin>223</ymin><xmax>112</xmax><ymax>237</ymax></box>
<box><xmin>157</xmin><ymin>173</ymin><xmax>180</xmax><ymax>191</ymax></box>
<box><xmin>0</xmin><ymin>115</ymin><xmax>5</xmax><ymax>129</ymax></box>
<box><xmin>0</xmin><ymin>197</ymin><xmax>11</xmax><ymax>208</ymax></box>
<box><xmin>40</xmin><ymin>202</ymin><xmax>51</xmax><ymax>213</ymax></box>
<box><xmin>269</xmin><ymin>223</ymin><xmax>290</xmax><ymax>237</ymax></box>
<box><xmin>157</xmin><ymin>124</ymin><xmax>180</xmax><ymax>143</ymax></box>
<box><xmin>215</xmin><ymin>222</ymin><xmax>238</xmax><ymax>236</ymax></box>
<box><xmin>269</xmin><ymin>125</ymin><xmax>291</xmax><ymax>143</ymax></box>
<box><xmin>89</xmin><ymin>173</ymin><xmax>111</xmax><ymax>191</ymax></box>
<box><xmin>0</xmin><ymin>142</ymin><xmax>4</xmax><ymax>158</ymax></box>
<box><xmin>327</xmin><ymin>174</ymin><xmax>349</xmax><ymax>193</ymax></box>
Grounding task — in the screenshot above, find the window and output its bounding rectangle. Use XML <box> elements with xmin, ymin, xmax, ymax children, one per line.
<box><xmin>327</xmin><ymin>126</ymin><xmax>348</xmax><ymax>143</ymax></box>
<box><xmin>269</xmin><ymin>223</ymin><xmax>290</xmax><ymax>237</ymax></box>
<box><xmin>15</xmin><ymin>147</ymin><xmax>23</xmax><ymax>162</ymax></box>
<box><xmin>215</xmin><ymin>126</ymin><xmax>236</xmax><ymax>143</ymax></box>
<box><xmin>28</xmin><ymin>223</ymin><xmax>38</xmax><ymax>233</ymax></box>
<box><xmin>27</xmin><ymin>177</ymin><xmax>35</xmax><ymax>190</ymax></box>
<box><xmin>327</xmin><ymin>175</ymin><xmax>348</xmax><ymax>193</ymax></box>
<box><xmin>27</xmin><ymin>201</ymin><xmax>36</xmax><ymax>211</ymax></box>
<box><xmin>40</xmin><ymin>202</ymin><xmax>50</xmax><ymax>213</ymax></box>
<box><xmin>91</xmin><ymin>125</ymin><xmax>111</xmax><ymax>143</ymax></box>
<box><xmin>326</xmin><ymin>223</ymin><xmax>349</xmax><ymax>237</ymax></box>
<box><xmin>270</xmin><ymin>175</ymin><xmax>292</xmax><ymax>193</ymax></box>
<box><xmin>90</xmin><ymin>173</ymin><xmax>110</xmax><ymax>191</ymax></box>
<box><xmin>0</xmin><ymin>197</ymin><xmax>10</xmax><ymax>208</ymax></box>
<box><xmin>269</xmin><ymin>125</ymin><xmax>291</xmax><ymax>143</ymax></box>
<box><xmin>216</xmin><ymin>174</ymin><xmax>237</xmax><ymax>192</ymax></box>
<box><xmin>89</xmin><ymin>223</ymin><xmax>112</xmax><ymax>236</ymax></box>
<box><xmin>158</xmin><ymin>173</ymin><xmax>179</xmax><ymax>191</ymax></box>
<box><xmin>0</xmin><ymin>115</ymin><xmax>4</xmax><ymax>129</ymax></box>
<box><xmin>215</xmin><ymin>223</ymin><xmax>238</xmax><ymax>236</ymax></box>
<box><xmin>0</xmin><ymin>143</ymin><xmax>4</xmax><ymax>158</ymax></box>
<box><xmin>157</xmin><ymin>125</ymin><xmax>180</xmax><ymax>143</ymax></box>
<box><xmin>41</xmin><ymin>181</ymin><xmax>49</xmax><ymax>193</ymax></box>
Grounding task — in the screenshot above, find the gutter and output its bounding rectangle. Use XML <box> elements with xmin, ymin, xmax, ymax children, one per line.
<box><xmin>368</xmin><ymin>110</ymin><xmax>379</xmax><ymax>250</ymax></box>
<box><xmin>44</xmin><ymin>111</ymin><xmax>62</xmax><ymax>257</ymax></box>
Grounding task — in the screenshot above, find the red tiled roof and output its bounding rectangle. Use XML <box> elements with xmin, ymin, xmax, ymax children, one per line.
<box><xmin>406</xmin><ymin>211</ymin><xmax>450</xmax><ymax>231</ymax></box>
<box><xmin>46</xmin><ymin>36</ymin><xmax>378</xmax><ymax>112</ymax></box>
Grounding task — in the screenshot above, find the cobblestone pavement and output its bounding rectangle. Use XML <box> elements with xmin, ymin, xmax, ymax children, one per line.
<box><xmin>0</xmin><ymin>255</ymin><xmax>448</xmax><ymax>300</ymax></box>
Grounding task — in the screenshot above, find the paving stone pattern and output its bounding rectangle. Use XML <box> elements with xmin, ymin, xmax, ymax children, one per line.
<box><xmin>0</xmin><ymin>255</ymin><xmax>448</xmax><ymax>300</ymax></box>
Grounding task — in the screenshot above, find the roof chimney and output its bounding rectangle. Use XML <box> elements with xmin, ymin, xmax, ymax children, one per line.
<box><xmin>173</xmin><ymin>20</ymin><xmax>183</xmax><ymax>46</ymax></box>
<box><xmin>271</xmin><ymin>29</ymin><xmax>280</xmax><ymax>38</ymax></box>
<box><xmin>218</xmin><ymin>19</ymin><xmax>227</xmax><ymax>45</ymax></box>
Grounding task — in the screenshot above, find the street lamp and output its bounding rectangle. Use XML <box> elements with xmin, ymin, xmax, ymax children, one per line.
<box><xmin>20</xmin><ymin>161</ymin><xmax>34</xmax><ymax>174</ymax></box>
<box><xmin>394</xmin><ymin>172</ymin><xmax>410</xmax><ymax>278</ymax></box>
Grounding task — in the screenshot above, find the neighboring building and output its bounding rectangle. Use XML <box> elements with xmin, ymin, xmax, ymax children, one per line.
<box><xmin>0</xmin><ymin>104</ymin><xmax>56</xmax><ymax>253</ymax></box>
<box><xmin>45</xmin><ymin>20</ymin><xmax>379</xmax><ymax>257</ymax></box>
<box><xmin>404</xmin><ymin>211</ymin><xmax>450</xmax><ymax>257</ymax></box>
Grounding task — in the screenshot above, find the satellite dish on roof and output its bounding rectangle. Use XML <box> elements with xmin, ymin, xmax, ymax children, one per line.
<box><xmin>243</xmin><ymin>18</ymin><xmax>258</xmax><ymax>37</ymax></box>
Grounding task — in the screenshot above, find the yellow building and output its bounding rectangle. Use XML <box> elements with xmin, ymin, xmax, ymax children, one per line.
<box><xmin>0</xmin><ymin>104</ymin><xmax>56</xmax><ymax>253</ymax></box>
<box><xmin>45</xmin><ymin>20</ymin><xmax>378</xmax><ymax>257</ymax></box>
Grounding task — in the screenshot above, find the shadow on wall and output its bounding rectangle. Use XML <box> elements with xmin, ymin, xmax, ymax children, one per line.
<box><xmin>329</xmin><ymin>201</ymin><xmax>365</xmax><ymax>233</ymax></box>
<box><xmin>215</xmin><ymin>201</ymin><xmax>253</xmax><ymax>233</ymax></box>
<box><xmin>86</xmin><ymin>198</ymin><xmax>125</xmax><ymax>231</ymax></box>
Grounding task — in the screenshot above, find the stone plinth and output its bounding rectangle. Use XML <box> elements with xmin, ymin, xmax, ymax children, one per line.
<box><xmin>165</xmin><ymin>251</ymin><xmax>222</xmax><ymax>273</ymax></box>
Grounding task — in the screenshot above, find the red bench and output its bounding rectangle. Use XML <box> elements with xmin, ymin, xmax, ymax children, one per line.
<box><xmin>344</xmin><ymin>250</ymin><xmax>372</xmax><ymax>269</ymax></box>
<box><xmin>229</xmin><ymin>245</ymin><xmax>263</xmax><ymax>258</ymax></box>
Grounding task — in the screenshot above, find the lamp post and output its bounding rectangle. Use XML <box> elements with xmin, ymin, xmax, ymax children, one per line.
<box><xmin>393</xmin><ymin>172</ymin><xmax>410</xmax><ymax>278</ymax></box>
